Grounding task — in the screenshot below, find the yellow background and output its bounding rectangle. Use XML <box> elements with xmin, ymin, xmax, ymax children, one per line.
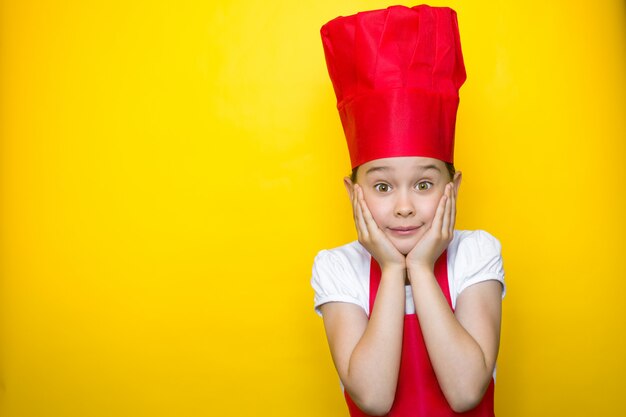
<box><xmin>1</xmin><ymin>1</ymin><xmax>624</xmax><ymax>416</ymax></box>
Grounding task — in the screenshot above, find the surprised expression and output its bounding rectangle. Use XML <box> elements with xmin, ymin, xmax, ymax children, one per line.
<box><xmin>348</xmin><ymin>156</ymin><xmax>459</xmax><ymax>255</ymax></box>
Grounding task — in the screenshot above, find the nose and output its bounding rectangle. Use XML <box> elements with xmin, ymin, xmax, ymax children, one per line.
<box><xmin>394</xmin><ymin>190</ymin><xmax>414</xmax><ymax>217</ymax></box>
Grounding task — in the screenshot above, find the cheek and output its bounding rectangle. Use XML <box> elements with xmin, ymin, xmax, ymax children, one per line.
<box><xmin>423</xmin><ymin>193</ymin><xmax>444</xmax><ymax>221</ymax></box>
<box><xmin>362</xmin><ymin>194</ymin><xmax>388</xmax><ymax>224</ymax></box>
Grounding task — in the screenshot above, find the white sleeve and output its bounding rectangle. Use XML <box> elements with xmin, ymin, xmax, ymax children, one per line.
<box><xmin>311</xmin><ymin>249</ymin><xmax>368</xmax><ymax>317</ymax></box>
<box><xmin>454</xmin><ymin>230</ymin><xmax>506</xmax><ymax>299</ymax></box>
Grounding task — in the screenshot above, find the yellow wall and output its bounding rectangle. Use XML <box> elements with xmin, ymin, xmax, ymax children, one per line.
<box><xmin>1</xmin><ymin>1</ymin><xmax>624</xmax><ymax>416</ymax></box>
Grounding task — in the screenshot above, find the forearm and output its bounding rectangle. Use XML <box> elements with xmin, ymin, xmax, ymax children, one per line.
<box><xmin>344</xmin><ymin>265</ymin><xmax>405</xmax><ymax>414</ymax></box>
<box><xmin>408</xmin><ymin>266</ymin><xmax>495</xmax><ymax>412</ymax></box>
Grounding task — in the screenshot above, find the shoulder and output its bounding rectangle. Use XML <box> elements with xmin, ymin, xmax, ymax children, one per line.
<box><xmin>311</xmin><ymin>241</ymin><xmax>371</xmax><ymax>317</ymax></box>
<box><xmin>449</xmin><ymin>230</ymin><xmax>503</xmax><ymax>262</ymax></box>
<box><xmin>448</xmin><ymin>230</ymin><xmax>505</xmax><ymax>307</ymax></box>
<box><xmin>313</xmin><ymin>240</ymin><xmax>370</xmax><ymax>269</ymax></box>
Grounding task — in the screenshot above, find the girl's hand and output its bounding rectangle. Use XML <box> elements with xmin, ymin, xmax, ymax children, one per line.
<box><xmin>352</xmin><ymin>184</ymin><xmax>406</xmax><ymax>271</ymax></box>
<box><xmin>406</xmin><ymin>182</ymin><xmax>456</xmax><ymax>274</ymax></box>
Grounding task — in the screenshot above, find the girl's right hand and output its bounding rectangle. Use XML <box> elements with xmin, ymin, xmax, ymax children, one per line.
<box><xmin>352</xmin><ymin>184</ymin><xmax>406</xmax><ymax>271</ymax></box>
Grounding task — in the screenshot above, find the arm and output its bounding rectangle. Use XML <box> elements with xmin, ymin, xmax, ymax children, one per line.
<box><xmin>319</xmin><ymin>183</ymin><xmax>407</xmax><ymax>416</ymax></box>
<box><xmin>406</xmin><ymin>182</ymin><xmax>502</xmax><ymax>412</ymax></box>
<box><xmin>320</xmin><ymin>263</ymin><xmax>405</xmax><ymax>416</ymax></box>
<box><xmin>408</xmin><ymin>267</ymin><xmax>502</xmax><ymax>412</ymax></box>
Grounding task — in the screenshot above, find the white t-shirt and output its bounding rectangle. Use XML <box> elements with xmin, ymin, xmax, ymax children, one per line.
<box><xmin>311</xmin><ymin>229</ymin><xmax>505</xmax><ymax>316</ymax></box>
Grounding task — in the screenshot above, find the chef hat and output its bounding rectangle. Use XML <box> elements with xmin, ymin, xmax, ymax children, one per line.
<box><xmin>321</xmin><ymin>4</ymin><xmax>466</xmax><ymax>169</ymax></box>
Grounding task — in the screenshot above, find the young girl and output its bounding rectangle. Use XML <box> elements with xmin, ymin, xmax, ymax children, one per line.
<box><xmin>311</xmin><ymin>5</ymin><xmax>505</xmax><ymax>417</ymax></box>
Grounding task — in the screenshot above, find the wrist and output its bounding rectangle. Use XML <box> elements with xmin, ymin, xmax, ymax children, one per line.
<box><xmin>406</xmin><ymin>263</ymin><xmax>434</xmax><ymax>283</ymax></box>
<box><xmin>380</xmin><ymin>261</ymin><xmax>406</xmax><ymax>276</ymax></box>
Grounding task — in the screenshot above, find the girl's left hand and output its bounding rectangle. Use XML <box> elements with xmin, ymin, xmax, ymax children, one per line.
<box><xmin>406</xmin><ymin>182</ymin><xmax>456</xmax><ymax>274</ymax></box>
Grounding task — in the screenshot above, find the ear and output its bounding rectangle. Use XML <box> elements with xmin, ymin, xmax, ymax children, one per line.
<box><xmin>343</xmin><ymin>176</ymin><xmax>355</xmax><ymax>200</ymax></box>
<box><xmin>452</xmin><ymin>171</ymin><xmax>462</xmax><ymax>197</ymax></box>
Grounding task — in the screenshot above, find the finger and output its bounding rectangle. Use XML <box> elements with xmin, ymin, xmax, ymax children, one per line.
<box><xmin>450</xmin><ymin>184</ymin><xmax>456</xmax><ymax>234</ymax></box>
<box><xmin>350</xmin><ymin>186</ymin><xmax>355</xmax><ymax>218</ymax></box>
<box><xmin>351</xmin><ymin>185</ymin><xmax>359</xmax><ymax>223</ymax></box>
<box><xmin>357</xmin><ymin>186</ymin><xmax>377</xmax><ymax>240</ymax></box>
<box><xmin>354</xmin><ymin>185</ymin><xmax>369</xmax><ymax>240</ymax></box>
<box><xmin>357</xmin><ymin>185</ymin><xmax>379</xmax><ymax>234</ymax></box>
<box><xmin>350</xmin><ymin>184</ymin><xmax>360</xmax><ymax>232</ymax></box>
<box><xmin>431</xmin><ymin>185</ymin><xmax>448</xmax><ymax>233</ymax></box>
<box><xmin>441</xmin><ymin>183</ymin><xmax>452</xmax><ymax>234</ymax></box>
<box><xmin>352</xmin><ymin>188</ymin><xmax>362</xmax><ymax>234</ymax></box>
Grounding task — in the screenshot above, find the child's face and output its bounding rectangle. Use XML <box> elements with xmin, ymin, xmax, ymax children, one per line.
<box><xmin>345</xmin><ymin>156</ymin><xmax>462</xmax><ymax>255</ymax></box>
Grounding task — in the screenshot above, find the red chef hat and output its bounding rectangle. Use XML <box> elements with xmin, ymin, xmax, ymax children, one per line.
<box><xmin>321</xmin><ymin>4</ymin><xmax>466</xmax><ymax>169</ymax></box>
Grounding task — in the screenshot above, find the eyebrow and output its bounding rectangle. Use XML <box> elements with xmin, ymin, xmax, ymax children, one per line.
<box><xmin>365</xmin><ymin>166</ymin><xmax>391</xmax><ymax>175</ymax></box>
<box><xmin>365</xmin><ymin>164</ymin><xmax>441</xmax><ymax>175</ymax></box>
<box><xmin>416</xmin><ymin>164</ymin><xmax>441</xmax><ymax>173</ymax></box>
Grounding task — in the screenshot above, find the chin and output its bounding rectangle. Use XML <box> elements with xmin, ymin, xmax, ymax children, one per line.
<box><xmin>398</xmin><ymin>247</ymin><xmax>412</xmax><ymax>256</ymax></box>
<box><xmin>391</xmin><ymin>240</ymin><xmax>416</xmax><ymax>256</ymax></box>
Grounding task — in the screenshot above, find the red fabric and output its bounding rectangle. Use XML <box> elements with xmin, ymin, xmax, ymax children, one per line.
<box><xmin>321</xmin><ymin>5</ymin><xmax>466</xmax><ymax>168</ymax></box>
<box><xmin>344</xmin><ymin>252</ymin><xmax>495</xmax><ymax>416</ymax></box>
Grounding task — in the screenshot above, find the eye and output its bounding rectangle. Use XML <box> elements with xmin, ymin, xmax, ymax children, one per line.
<box><xmin>374</xmin><ymin>183</ymin><xmax>392</xmax><ymax>192</ymax></box>
<box><xmin>416</xmin><ymin>181</ymin><xmax>433</xmax><ymax>191</ymax></box>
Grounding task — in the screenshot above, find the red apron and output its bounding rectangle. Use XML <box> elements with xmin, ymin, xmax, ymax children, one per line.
<box><xmin>344</xmin><ymin>250</ymin><xmax>495</xmax><ymax>417</ymax></box>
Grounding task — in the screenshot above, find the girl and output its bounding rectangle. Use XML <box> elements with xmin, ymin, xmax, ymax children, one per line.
<box><xmin>311</xmin><ymin>5</ymin><xmax>505</xmax><ymax>417</ymax></box>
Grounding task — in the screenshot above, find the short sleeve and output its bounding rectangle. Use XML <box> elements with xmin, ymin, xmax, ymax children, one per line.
<box><xmin>311</xmin><ymin>249</ymin><xmax>369</xmax><ymax>317</ymax></box>
<box><xmin>453</xmin><ymin>230</ymin><xmax>506</xmax><ymax>300</ymax></box>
